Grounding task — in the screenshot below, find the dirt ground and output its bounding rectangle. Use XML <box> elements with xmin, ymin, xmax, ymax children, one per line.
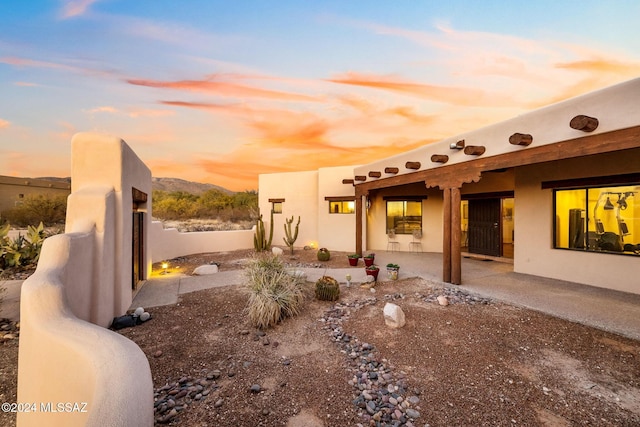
<box><xmin>2</xmin><ymin>248</ymin><xmax>640</xmax><ymax>426</ymax></box>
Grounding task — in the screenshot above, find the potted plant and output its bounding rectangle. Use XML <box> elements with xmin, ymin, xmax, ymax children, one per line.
<box><xmin>365</xmin><ymin>264</ymin><xmax>379</xmax><ymax>281</ymax></box>
<box><xmin>317</xmin><ymin>247</ymin><xmax>331</xmax><ymax>261</ymax></box>
<box><xmin>386</xmin><ymin>263</ymin><xmax>400</xmax><ymax>280</ymax></box>
<box><xmin>363</xmin><ymin>252</ymin><xmax>376</xmax><ymax>267</ymax></box>
<box><xmin>347</xmin><ymin>254</ymin><xmax>360</xmax><ymax>266</ymax></box>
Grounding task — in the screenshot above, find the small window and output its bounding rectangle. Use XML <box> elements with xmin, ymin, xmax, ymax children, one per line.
<box><xmin>272</xmin><ymin>201</ymin><xmax>283</xmax><ymax>214</ymax></box>
<box><xmin>554</xmin><ymin>184</ymin><xmax>639</xmax><ymax>255</ymax></box>
<box><xmin>386</xmin><ymin>200</ymin><xmax>422</xmax><ymax>234</ymax></box>
<box><xmin>329</xmin><ymin>200</ymin><xmax>355</xmax><ymax>214</ymax></box>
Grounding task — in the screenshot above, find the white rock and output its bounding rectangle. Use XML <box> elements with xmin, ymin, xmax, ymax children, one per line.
<box><xmin>140</xmin><ymin>312</ymin><xmax>151</xmax><ymax>322</ymax></box>
<box><xmin>437</xmin><ymin>295</ymin><xmax>449</xmax><ymax>306</ymax></box>
<box><xmin>272</xmin><ymin>247</ymin><xmax>284</xmax><ymax>256</ymax></box>
<box><xmin>134</xmin><ymin>307</ymin><xmax>145</xmax><ymax>317</ymax></box>
<box><xmin>193</xmin><ymin>264</ymin><xmax>219</xmax><ymax>275</ymax></box>
<box><xmin>383</xmin><ymin>302</ymin><xmax>406</xmax><ymax>328</ymax></box>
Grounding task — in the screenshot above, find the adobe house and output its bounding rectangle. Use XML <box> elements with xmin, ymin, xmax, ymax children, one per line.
<box><xmin>259</xmin><ymin>78</ymin><xmax>640</xmax><ymax>295</ymax></box>
<box><xmin>0</xmin><ymin>175</ymin><xmax>71</xmax><ymax>215</ymax></box>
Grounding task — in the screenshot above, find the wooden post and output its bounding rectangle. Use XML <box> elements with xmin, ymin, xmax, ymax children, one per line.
<box><xmin>570</xmin><ymin>115</ymin><xmax>599</xmax><ymax>132</ymax></box>
<box><xmin>431</xmin><ymin>154</ymin><xmax>449</xmax><ymax>164</ymax></box>
<box><xmin>355</xmin><ymin>192</ymin><xmax>363</xmax><ymax>256</ymax></box>
<box><xmin>384</xmin><ymin>167</ymin><xmax>399</xmax><ymax>174</ymax></box>
<box><xmin>368</xmin><ymin>171</ymin><xmax>382</xmax><ymax>178</ymax></box>
<box><xmin>509</xmin><ymin>133</ymin><xmax>533</xmax><ymax>146</ymax></box>
<box><xmin>442</xmin><ymin>188</ymin><xmax>452</xmax><ymax>283</ymax></box>
<box><xmin>450</xmin><ymin>187</ymin><xmax>462</xmax><ymax>285</ymax></box>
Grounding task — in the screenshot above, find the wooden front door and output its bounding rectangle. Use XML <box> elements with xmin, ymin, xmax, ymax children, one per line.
<box><xmin>132</xmin><ymin>212</ymin><xmax>144</xmax><ymax>289</ymax></box>
<box><xmin>468</xmin><ymin>198</ymin><xmax>502</xmax><ymax>257</ymax></box>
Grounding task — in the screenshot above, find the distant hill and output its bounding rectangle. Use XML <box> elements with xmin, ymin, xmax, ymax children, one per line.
<box><xmin>151</xmin><ymin>177</ymin><xmax>233</xmax><ymax>195</ymax></box>
<box><xmin>34</xmin><ymin>176</ymin><xmax>233</xmax><ymax>195</ymax></box>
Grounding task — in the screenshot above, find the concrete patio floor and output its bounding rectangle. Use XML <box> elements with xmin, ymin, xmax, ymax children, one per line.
<box><xmin>3</xmin><ymin>251</ymin><xmax>639</xmax><ymax>341</ymax></box>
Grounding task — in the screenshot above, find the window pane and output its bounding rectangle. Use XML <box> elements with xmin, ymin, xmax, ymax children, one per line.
<box><xmin>329</xmin><ymin>201</ymin><xmax>354</xmax><ymax>214</ymax></box>
<box><xmin>272</xmin><ymin>202</ymin><xmax>282</xmax><ymax>214</ymax></box>
<box><xmin>554</xmin><ymin>184</ymin><xmax>639</xmax><ymax>255</ymax></box>
<box><xmin>386</xmin><ymin>200</ymin><xmax>422</xmax><ymax>234</ymax></box>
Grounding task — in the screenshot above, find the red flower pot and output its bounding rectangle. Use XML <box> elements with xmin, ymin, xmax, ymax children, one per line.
<box><xmin>364</xmin><ymin>257</ymin><xmax>375</xmax><ymax>267</ymax></box>
<box><xmin>348</xmin><ymin>257</ymin><xmax>359</xmax><ymax>266</ymax></box>
<box><xmin>365</xmin><ymin>268</ymin><xmax>379</xmax><ymax>280</ymax></box>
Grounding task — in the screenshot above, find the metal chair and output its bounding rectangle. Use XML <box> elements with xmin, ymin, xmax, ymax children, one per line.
<box><xmin>387</xmin><ymin>229</ymin><xmax>400</xmax><ymax>252</ymax></box>
<box><xmin>409</xmin><ymin>229</ymin><xmax>423</xmax><ymax>252</ymax></box>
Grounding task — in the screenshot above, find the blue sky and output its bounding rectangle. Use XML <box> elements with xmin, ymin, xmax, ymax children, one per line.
<box><xmin>1</xmin><ymin>0</ymin><xmax>639</xmax><ymax>190</ymax></box>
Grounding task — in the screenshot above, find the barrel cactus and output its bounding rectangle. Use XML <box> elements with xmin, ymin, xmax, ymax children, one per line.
<box><xmin>315</xmin><ymin>276</ymin><xmax>340</xmax><ymax>301</ymax></box>
<box><xmin>317</xmin><ymin>247</ymin><xmax>331</xmax><ymax>261</ymax></box>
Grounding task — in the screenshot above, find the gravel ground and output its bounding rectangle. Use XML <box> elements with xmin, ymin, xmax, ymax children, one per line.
<box><xmin>2</xmin><ymin>248</ymin><xmax>640</xmax><ymax>427</ymax></box>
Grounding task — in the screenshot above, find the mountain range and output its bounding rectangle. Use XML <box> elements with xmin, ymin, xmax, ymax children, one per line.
<box><xmin>35</xmin><ymin>177</ymin><xmax>234</xmax><ymax>195</ymax></box>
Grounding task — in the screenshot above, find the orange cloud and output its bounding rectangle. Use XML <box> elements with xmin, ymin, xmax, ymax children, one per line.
<box><xmin>328</xmin><ymin>72</ymin><xmax>515</xmax><ymax>107</ymax></box>
<box><xmin>127</xmin><ymin>75</ymin><xmax>318</xmax><ymax>102</ymax></box>
<box><xmin>0</xmin><ymin>119</ymin><xmax>10</xmax><ymax>129</ymax></box>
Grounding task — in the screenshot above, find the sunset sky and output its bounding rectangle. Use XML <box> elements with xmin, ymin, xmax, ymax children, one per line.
<box><xmin>1</xmin><ymin>1</ymin><xmax>640</xmax><ymax>191</ymax></box>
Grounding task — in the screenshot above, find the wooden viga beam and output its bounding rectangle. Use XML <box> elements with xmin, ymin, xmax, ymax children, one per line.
<box><xmin>368</xmin><ymin>171</ymin><xmax>382</xmax><ymax>178</ymax></box>
<box><xmin>405</xmin><ymin>161</ymin><xmax>421</xmax><ymax>170</ymax></box>
<box><xmin>430</xmin><ymin>154</ymin><xmax>449</xmax><ymax>164</ymax></box>
<box><xmin>570</xmin><ymin>115</ymin><xmax>599</xmax><ymax>132</ymax></box>
<box><xmin>342</xmin><ymin>179</ymin><xmax>354</xmax><ymax>184</ymax></box>
<box><xmin>509</xmin><ymin>133</ymin><xmax>533</xmax><ymax>146</ymax></box>
<box><xmin>354</xmin><ymin>175</ymin><xmax>367</xmax><ymax>182</ymax></box>
<box><xmin>463</xmin><ymin>145</ymin><xmax>486</xmax><ymax>156</ymax></box>
<box><xmin>384</xmin><ymin>167</ymin><xmax>399</xmax><ymax>174</ymax></box>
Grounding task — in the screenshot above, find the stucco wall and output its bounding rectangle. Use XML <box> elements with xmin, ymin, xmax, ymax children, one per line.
<box><xmin>18</xmin><ymin>132</ymin><xmax>154</xmax><ymax>426</ymax></box>
<box><xmin>317</xmin><ymin>166</ymin><xmax>358</xmax><ymax>252</ymax></box>
<box><xmin>0</xmin><ymin>175</ymin><xmax>70</xmax><ymax>214</ymax></box>
<box><xmin>259</xmin><ymin>170</ymin><xmax>319</xmax><ymax>251</ymax></box>
<box><xmin>149</xmin><ymin>221</ymin><xmax>255</xmax><ymax>262</ymax></box>
<box><xmin>514</xmin><ymin>149</ymin><xmax>640</xmax><ymax>294</ymax></box>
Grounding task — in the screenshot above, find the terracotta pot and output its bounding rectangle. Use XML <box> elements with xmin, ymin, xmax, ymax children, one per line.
<box><xmin>348</xmin><ymin>257</ymin><xmax>359</xmax><ymax>266</ymax></box>
<box><xmin>365</xmin><ymin>268</ymin><xmax>379</xmax><ymax>280</ymax></box>
<box><xmin>364</xmin><ymin>257</ymin><xmax>375</xmax><ymax>267</ymax></box>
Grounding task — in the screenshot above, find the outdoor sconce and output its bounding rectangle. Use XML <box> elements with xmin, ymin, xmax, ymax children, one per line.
<box><xmin>366</xmin><ymin>198</ymin><xmax>371</xmax><ymax>209</ymax></box>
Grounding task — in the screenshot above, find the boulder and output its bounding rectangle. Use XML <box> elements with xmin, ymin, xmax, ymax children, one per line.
<box><xmin>193</xmin><ymin>264</ymin><xmax>219</xmax><ymax>275</ymax></box>
<box><xmin>272</xmin><ymin>247</ymin><xmax>284</xmax><ymax>256</ymax></box>
<box><xmin>383</xmin><ymin>302</ymin><xmax>406</xmax><ymax>328</ymax></box>
<box><xmin>437</xmin><ymin>295</ymin><xmax>449</xmax><ymax>306</ymax></box>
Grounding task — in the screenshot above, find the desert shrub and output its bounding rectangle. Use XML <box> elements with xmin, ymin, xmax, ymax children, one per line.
<box><xmin>0</xmin><ymin>222</ymin><xmax>47</xmax><ymax>271</ymax></box>
<box><xmin>152</xmin><ymin>189</ymin><xmax>258</xmax><ymax>224</ymax></box>
<box><xmin>1</xmin><ymin>194</ymin><xmax>67</xmax><ymax>227</ymax></box>
<box><xmin>244</xmin><ymin>253</ymin><xmax>305</xmax><ymax>329</ymax></box>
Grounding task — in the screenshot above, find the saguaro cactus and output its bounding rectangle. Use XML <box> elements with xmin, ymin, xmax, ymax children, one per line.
<box><xmin>282</xmin><ymin>215</ymin><xmax>300</xmax><ymax>255</ymax></box>
<box><xmin>253</xmin><ymin>209</ymin><xmax>274</xmax><ymax>251</ymax></box>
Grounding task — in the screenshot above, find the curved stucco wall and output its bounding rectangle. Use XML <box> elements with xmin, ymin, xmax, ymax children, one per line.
<box><xmin>18</xmin><ymin>233</ymin><xmax>153</xmax><ymax>427</ymax></box>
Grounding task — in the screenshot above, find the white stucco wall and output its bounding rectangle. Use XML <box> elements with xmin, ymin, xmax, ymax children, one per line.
<box><xmin>515</xmin><ymin>150</ymin><xmax>640</xmax><ymax>294</ymax></box>
<box><xmin>18</xmin><ymin>132</ymin><xmax>154</xmax><ymax>426</ymax></box>
<box><xmin>317</xmin><ymin>166</ymin><xmax>358</xmax><ymax>252</ymax></box>
<box><xmin>149</xmin><ymin>221</ymin><xmax>255</xmax><ymax>262</ymax></box>
<box><xmin>259</xmin><ymin>170</ymin><xmax>319</xmax><ymax>251</ymax></box>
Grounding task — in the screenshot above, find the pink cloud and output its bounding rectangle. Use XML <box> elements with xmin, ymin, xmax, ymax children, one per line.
<box><xmin>0</xmin><ymin>119</ymin><xmax>10</xmax><ymax>129</ymax></box>
<box><xmin>127</xmin><ymin>75</ymin><xmax>318</xmax><ymax>102</ymax></box>
<box><xmin>61</xmin><ymin>0</ymin><xmax>100</xmax><ymax>19</ymax></box>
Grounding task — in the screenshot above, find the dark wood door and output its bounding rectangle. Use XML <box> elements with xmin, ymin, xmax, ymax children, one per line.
<box><xmin>132</xmin><ymin>212</ymin><xmax>144</xmax><ymax>289</ymax></box>
<box><xmin>468</xmin><ymin>198</ymin><xmax>502</xmax><ymax>257</ymax></box>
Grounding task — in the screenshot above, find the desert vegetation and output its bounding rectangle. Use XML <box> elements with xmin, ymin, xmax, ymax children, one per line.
<box><xmin>1</xmin><ymin>194</ymin><xmax>67</xmax><ymax>227</ymax></box>
<box><xmin>152</xmin><ymin>189</ymin><xmax>258</xmax><ymax>231</ymax></box>
<box><xmin>0</xmin><ymin>222</ymin><xmax>49</xmax><ymax>277</ymax></box>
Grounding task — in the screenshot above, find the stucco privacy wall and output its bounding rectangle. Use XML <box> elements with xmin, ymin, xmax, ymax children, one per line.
<box><xmin>514</xmin><ymin>150</ymin><xmax>640</xmax><ymax>294</ymax></box>
<box><xmin>149</xmin><ymin>221</ymin><xmax>255</xmax><ymax>262</ymax></box>
<box><xmin>18</xmin><ymin>132</ymin><xmax>153</xmax><ymax>426</ymax></box>
<box><xmin>258</xmin><ymin>170</ymin><xmax>319</xmax><ymax>250</ymax></box>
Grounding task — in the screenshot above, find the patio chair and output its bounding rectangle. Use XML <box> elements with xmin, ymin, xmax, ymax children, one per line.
<box><xmin>387</xmin><ymin>229</ymin><xmax>400</xmax><ymax>252</ymax></box>
<box><xmin>409</xmin><ymin>229</ymin><xmax>423</xmax><ymax>252</ymax></box>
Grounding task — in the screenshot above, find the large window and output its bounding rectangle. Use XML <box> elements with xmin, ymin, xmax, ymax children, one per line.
<box><xmin>386</xmin><ymin>200</ymin><xmax>422</xmax><ymax>234</ymax></box>
<box><xmin>554</xmin><ymin>184</ymin><xmax>639</xmax><ymax>255</ymax></box>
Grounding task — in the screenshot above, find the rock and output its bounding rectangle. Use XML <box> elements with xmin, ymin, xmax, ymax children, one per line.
<box><xmin>406</xmin><ymin>408</ymin><xmax>420</xmax><ymax>419</ymax></box>
<box><xmin>214</xmin><ymin>399</ymin><xmax>224</xmax><ymax>408</ymax></box>
<box><xmin>134</xmin><ymin>307</ymin><xmax>145</xmax><ymax>317</ymax></box>
<box><xmin>383</xmin><ymin>303</ymin><xmax>406</xmax><ymax>328</ymax></box>
<box><xmin>437</xmin><ymin>295</ymin><xmax>449</xmax><ymax>306</ymax></box>
<box><xmin>193</xmin><ymin>264</ymin><xmax>219</xmax><ymax>275</ymax></box>
<box><xmin>250</xmin><ymin>384</ymin><xmax>262</xmax><ymax>393</ymax></box>
<box><xmin>153</xmin><ymin>350</ymin><xmax>163</xmax><ymax>358</ymax></box>
<box><xmin>140</xmin><ymin>312</ymin><xmax>151</xmax><ymax>322</ymax></box>
<box><xmin>272</xmin><ymin>247</ymin><xmax>284</xmax><ymax>256</ymax></box>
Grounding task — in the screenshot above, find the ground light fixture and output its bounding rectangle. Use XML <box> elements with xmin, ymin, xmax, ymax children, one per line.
<box><xmin>161</xmin><ymin>261</ymin><xmax>169</xmax><ymax>274</ymax></box>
